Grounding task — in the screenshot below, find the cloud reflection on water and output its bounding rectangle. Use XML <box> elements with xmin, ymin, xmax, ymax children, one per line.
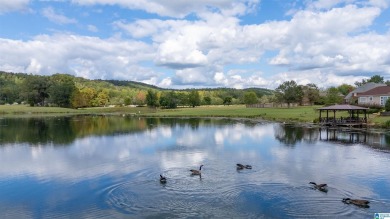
<box><xmin>0</xmin><ymin>119</ymin><xmax>388</xmax><ymax>185</ymax></box>
<box><xmin>0</xmin><ymin>117</ymin><xmax>390</xmax><ymax>218</ymax></box>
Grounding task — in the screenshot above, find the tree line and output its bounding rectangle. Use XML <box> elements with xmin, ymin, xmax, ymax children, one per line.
<box><xmin>0</xmin><ymin>71</ymin><xmax>273</xmax><ymax>108</ymax></box>
<box><xmin>0</xmin><ymin>71</ymin><xmax>388</xmax><ymax>109</ymax></box>
<box><xmin>274</xmin><ymin>75</ymin><xmax>390</xmax><ymax>110</ymax></box>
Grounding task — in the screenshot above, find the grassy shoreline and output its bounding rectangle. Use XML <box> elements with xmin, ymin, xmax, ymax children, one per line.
<box><xmin>0</xmin><ymin>105</ymin><xmax>156</xmax><ymax>117</ymax></box>
<box><xmin>1</xmin><ymin>105</ymin><xmax>389</xmax><ymax>127</ymax></box>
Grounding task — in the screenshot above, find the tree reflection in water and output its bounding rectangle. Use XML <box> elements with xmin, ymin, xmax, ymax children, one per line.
<box><xmin>0</xmin><ymin>116</ymin><xmax>148</xmax><ymax>146</ymax></box>
<box><xmin>319</xmin><ymin>127</ymin><xmax>390</xmax><ymax>150</ymax></box>
<box><xmin>1</xmin><ymin>117</ymin><xmax>389</xmax><ymax>150</ymax></box>
<box><xmin>274</xmin><ymin>123</ymin><xmax>318</xmax><ymax>146</ymax></box>
<box><xmin>274</xmin><ymin>123</ymin><xmax>389</xmax><ymax>150</ymax></box>
<box><xmin>0</xmin><ymin>116</ymin><xmax>233</xmax><ymax>146</ymax></box>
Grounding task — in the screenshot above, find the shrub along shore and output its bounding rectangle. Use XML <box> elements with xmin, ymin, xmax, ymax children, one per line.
<box><xmin>0</xmin><ymin>105</ymin><xmax>389</xmax><ymax>128</ymax></box>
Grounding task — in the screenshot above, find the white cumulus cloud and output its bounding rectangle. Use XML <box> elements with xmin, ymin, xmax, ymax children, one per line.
<box><xmin>71</xmin><ymin>0</ymin><xmax>260</xmax><ymax>18</ymax></box>
<box><xmin>112</xmin><ymin>2</ymin><xmax>390</xmax><ymax>88</ymax></box>
<box><xmin>42</xmin><ymin>7</ymin><xmax>77</xmax><ymax>24</ymax></box>
<box><xmin>87</xmin><ymin>24</ymin><xmax>98</xmax><ymax>32</ymax></box>
<box><xmin>0</xmin><ymin>34</ymin><xmax>157</xmax><ymax>81</ymax></box>
<box><xmin>1</xmin><ymin>0</ymin><xmax>390</xmax><ymax>89</ymax></box>
<box><xmin>0</xmin><ymin>0</ymin><xmax>30</xmax><ymax>14</ymax></box>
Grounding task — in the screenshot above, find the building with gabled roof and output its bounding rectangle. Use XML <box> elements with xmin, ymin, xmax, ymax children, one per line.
<box><xmin>344</xmin><ymin>82</ymin><xmax>386</xmax><ymax>104</ymax></box>
<box><xmin>356</xmin><ymin>86</ymin><xmax>390</xmax><ymax>106</ymax></box>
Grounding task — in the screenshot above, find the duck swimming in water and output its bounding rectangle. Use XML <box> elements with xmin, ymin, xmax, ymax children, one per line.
<box><xmin>237</xmin><ymin>163</ymin><xmax>252</xmax><ymax>170</ymax></box>
<box><xmin>160</xmin><ymin>174</ymin><xmax>167</xmax><ymax>183</ymax></box>
<box><xmin>190</xmin><ymin>165</ymin><xmax>203</xmax><ymax>175</ymax></box>
<box><xmin>236</xmin><ymin>163</ymin><xmax>245</xmax><ymax>170</ymax></box>
<box><xmin>309</xmin><ymin>182</ymin><xmax>328</xmax><ymax>192</ymax></box>
<box><xmin>342</xmin><ymin>198</ymin><xmax>370</xmax><ymax>208</ymax></box>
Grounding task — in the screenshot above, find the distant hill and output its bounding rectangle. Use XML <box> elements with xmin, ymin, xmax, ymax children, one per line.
<box><xmin>103</xmin><ymin>80</ymin><xmax>274</xmax><ymax>96</ymax></box>
<box><xmin>243</xmin><ymin>87</ymin><xmax>274</xmax><ymax>96</ymax></box>
<box><xmin>0</xmin><ymin>71</ymin><xmax>275</xmax><ymax>107</ymax></box>
<box><xmin>104</xmin><ymin>79</ymin><xmax>164</xmax><ymax>90</ymax></box>
<box><xmin>170</xmin><ymin>87</ymin><xmax>274</xmax><ymax>96</ymax></box>
<box><xmin>0</xmin><ymin>71</ymin><xmax>273</xmax><ymax>95</ymax></box>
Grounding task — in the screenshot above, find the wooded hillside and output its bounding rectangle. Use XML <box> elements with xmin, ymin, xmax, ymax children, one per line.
<box><xmin>2</xmin><ymin>71</ymin><xmax>387</xmax><ymax>109</ymax></box>
<box><xmin>0</xmin><ymin>71</ymin><xmax>273</xmax><ymax>108</ymax></box>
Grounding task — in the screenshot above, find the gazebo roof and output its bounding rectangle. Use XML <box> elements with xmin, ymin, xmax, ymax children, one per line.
<box><xmin>318</xmin><ymin>104</ymin><xmax>369</xmax><ymax>110</ymax></box>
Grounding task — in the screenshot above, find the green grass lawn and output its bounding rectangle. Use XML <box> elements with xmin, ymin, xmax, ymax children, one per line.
<box><xmin>146</xmin><ymin>105</ymin><xmax>320</xmax><ymax>122</ymax></box>
<box><xmin>146</xmin><ymin>105</ymin><xmax>390</xmax><ymax>127</ymax></box>
<box><xmin>0</xmin><ymin>105</ymin><xmax>79</xmax><ymax>114</ymax></box>
<box><xmin>0</xmin><ymin>105</ymin><xmax>155</xmax><ymax>117</ymax></box>
<box><xmin>371</xmin><ymin>115</ymin><xmax>390</xmax><ymax>125</ymax></box>
<box><xmin>1</xmin><ymin>104</ymin><xmax>390</xmax><ymax>127</ymax></box>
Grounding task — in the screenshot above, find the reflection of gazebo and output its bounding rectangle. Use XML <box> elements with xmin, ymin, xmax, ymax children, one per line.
<box><xmin>318</xmin><ymin>104</ymin><xmax>369</xmax><ymax>127</ymax></box>
<box><xmin>319</xmin><ymin>128</ymin><xmax>367</xmax><ymax>145</ymax></box>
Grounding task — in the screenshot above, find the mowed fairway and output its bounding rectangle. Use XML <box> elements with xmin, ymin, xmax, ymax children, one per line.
<box><xmin>148</xmin><ymin>105</ymin><xmax>319</xmax><ymax>122</ymax></box>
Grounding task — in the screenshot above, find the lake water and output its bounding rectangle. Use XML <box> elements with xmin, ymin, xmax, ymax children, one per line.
<box><xmin>0</xmin><ymin>116</ymin><xmax>390</xmax><ymax>218</ymax></box>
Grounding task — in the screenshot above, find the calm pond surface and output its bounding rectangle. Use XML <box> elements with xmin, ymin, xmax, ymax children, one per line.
<box><xmin>0</xmin><ymin>116</ymin><xmax>390</xmax><ymax>218</ymax></box>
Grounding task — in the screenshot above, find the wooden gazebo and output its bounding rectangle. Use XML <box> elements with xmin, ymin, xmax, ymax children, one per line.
<box><xmin>318</xmin><ymin>104</ymin><xmax>369</xmax><ymax>127</ymax></box>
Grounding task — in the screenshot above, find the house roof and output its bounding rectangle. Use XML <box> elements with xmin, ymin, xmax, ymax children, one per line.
<box><xmin>357</xmin><ymin>86</ymin><xmax>390</xmax><ymax>96</ymax></box>
<box><xmin>318</xmin><ymin>104</ymin><xmax>369</xmax><ymax>110</ymax></box>
<box><xmin>344</xmin><ymin>82</ymin><xmax>387</xmax><ymax>100</ymax></box>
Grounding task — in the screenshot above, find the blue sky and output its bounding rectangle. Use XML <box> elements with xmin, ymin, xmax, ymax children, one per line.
<box><xmin>0</xmin><ymin>0</ymin><xmax>389</xmax><ymax>89</ymax></box>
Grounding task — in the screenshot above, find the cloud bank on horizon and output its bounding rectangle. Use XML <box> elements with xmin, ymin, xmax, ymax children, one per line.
<box><xmin>0</xmin><ymin>0</ymin><xmax>389</xmax><ymax>89</ymax></box>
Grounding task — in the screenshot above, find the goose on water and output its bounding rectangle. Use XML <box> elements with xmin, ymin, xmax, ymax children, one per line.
<box><xmin>190</xmin><ymin>165</ymin><xmax>203</xmax><ymax>175</ymax></box>
<box><xmin>309</xmin><ymin>182</ymin><xmax>328</xmax><ymax>192</ymax></box>
<box><xmin>160</xmin><ymin>174</ymin><xmax>167</xmax><ymax>183</ymax></box>
<box><xmin>342</xmin><ymin>198</ymin><xmax>370</xmax><ymax>208</ymax></box>
<box><xmin>236</xmin><ymin>163</ymin><xmax>252</xmax><ymax>170</ymax></box>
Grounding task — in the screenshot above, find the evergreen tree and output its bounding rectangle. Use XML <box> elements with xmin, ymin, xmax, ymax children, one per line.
<box><xmin>243</xmin><ymin>91</ymin><xmax>258</xmax><ymax>105</ymax></box>
<box><xmin>275</xmin><ymin>80</ymin><xmax>303</xmax><ymax>107</ymax></box>
<box><xmin>48</xmin><ymin>74</ymin><xmax>76</xmax><ymax>108</ymax></box>
<box><xmin>159</xmin><ymin>91</ymin><xmax>177</xmax><ymax>109</ymax></box>
<box><xmin>223</xmin><ymin>96</ymin><xmax>232</xmax><ymax>105</ymax></box>
<box><xmin>203</xmin><ymin>96</ymin><xmax>211</xmax><ymax>105</ymax></box>
<box><xmin>305</xmin><ymin>83</ymin><xmax>320</xmax><ymax>105</ymax></box>
<box><xmin>385</xmin><ymin>99</ymin><xmax>390</xmax><ymax>112</ymax></box>
<box><xmin>22</xmin><ymin>75</ymin><xmax>50</xmax><ymax>106</ymax></box>
<box><xmin>188</xmin><ymin>90</ymin><xmax>201</xmax><ymax>107</ymax></box>
<box><xmin>354</xmin><ymin>75</ymin><xmax>386</xmax><ymax>87</ymax></box>
<box><xmin>325</xmin><ymin>87</ymin><xmax>343</xmax><ymax>105</ymax></box>
<box><xmin>146</xmin><ymin>89</ymin><xmax>159</xmax><ymax>108</ymax></box>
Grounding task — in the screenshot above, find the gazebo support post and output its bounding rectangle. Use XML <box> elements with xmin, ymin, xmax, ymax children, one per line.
<box><xmin>326</xmin><ymin>110</ymin><xmax>329</xmax><ymax>123</ymax></box>
<box><xmin>364</xmin><ymin>111</ymin><xmax>367</xmax><ymax>122</ymax></box>
<box><xmin>358</xmin><ymin>110</ymin><xmax>362</xmax><ymax>127</ymax></box>
<box><xmin>319</xmin><ymin>110</ymin><xmax>322</xmax><ymax>124</ymax></box>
